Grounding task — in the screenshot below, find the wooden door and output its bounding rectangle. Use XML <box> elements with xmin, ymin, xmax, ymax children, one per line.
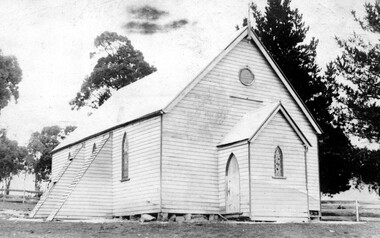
<box><xmin>226</xmin><ymin>155</ymin><xmax>240</xmax><ymax>213</ymax></box>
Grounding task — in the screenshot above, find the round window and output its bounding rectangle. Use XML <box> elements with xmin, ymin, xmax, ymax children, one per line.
<box><xmin>239</xmin><ymin>68</ymin><xmax>254</xmax><ymax>86</ymax></box>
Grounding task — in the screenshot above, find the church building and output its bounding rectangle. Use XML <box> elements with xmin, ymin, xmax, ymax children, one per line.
<box><xmin>30</xmin><ymin>26</ymin><xmax>322</xmax><ymax>222</ymax></box>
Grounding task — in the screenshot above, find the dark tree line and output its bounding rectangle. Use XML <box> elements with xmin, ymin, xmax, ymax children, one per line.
<box><xmin>240</xmin><ymin>0</ymin><xmax>380</xmax><ymax>195</ymax></box>
<box><xmin>332</xmin><ymin>1</ymin><xmax>380</xmax><ymax>194</ymax></box>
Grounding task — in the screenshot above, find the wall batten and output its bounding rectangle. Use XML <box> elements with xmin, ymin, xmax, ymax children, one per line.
<box><xmin>304</xmin><ymin>144</ymin><xmax>310</xmax><ymax>220</ymax></box>
<box><xmin>248</xmin><ymin>141</ymin><xmax>252</xmax><ymax>216</ymax></box>
<box><xmin>160</xmin><ymin>113</ymin><xmax>163</xmax><ymax>212</ymax></box>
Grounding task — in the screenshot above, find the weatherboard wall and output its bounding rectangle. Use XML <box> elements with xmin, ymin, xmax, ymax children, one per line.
<box><xmin>112</xmin><ymin>116</ymin><xmax>161</xmax><ymax>216</ymax></box>
<box><xmin>35</xmin><ymin>145</ymin><xmax>85</xmax><ymax>218</ymax></box>
<box><xmin>162</xmin><ymin>38</ymin><xmax>320</xmax><ymax>215</ymax></box>
<box><xmin>250</xmin><ymin>112</ymin><xmax>308</xmax><ymax>221</ymax></box>
<box><xmin>56</xmin><ymin>134</ymin><xmax>113</xmax><ymax>219</ymax></box>
<box><xmin>51</xmin><ymin>149</ymin><xmax>66</xmax><ymax>180</ymax></box>
<box><xmin>51</xmin><ymin>143</ymin><xmax>82</xmax><ymax>179</ymax></box>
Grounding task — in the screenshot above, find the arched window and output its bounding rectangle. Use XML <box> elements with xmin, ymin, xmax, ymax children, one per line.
<box><xmin>92</xmin><ymin>143</ymin><xmax>97</xmax><ymax>154</ymax></box>
<box><xmin>274</xmin><ymin>146</ymin><xmax>284</xmax><ymax>177</ymax></box>
<box><xmin>122</xmin><ymin>132</ymin><xmax>129</xmax><ymax>179</ymax></box>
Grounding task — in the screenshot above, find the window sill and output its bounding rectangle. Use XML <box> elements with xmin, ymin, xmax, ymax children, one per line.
<box><xmin>120</xmin><ymin>178</ymin><xmax>130</xmax><ymax>182</ymax></box>
<box><xmin>272</xmin><ymin>176</ymin><xmax>286</xmax><ymax>180</ymax></box>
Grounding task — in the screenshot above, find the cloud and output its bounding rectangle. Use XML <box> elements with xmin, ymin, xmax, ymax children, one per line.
<box><xmin>164</xmin><ymin>19</ymin><xmax>189</xmax><ymax>30</ymax></box>
<box><xmin>124</xmin><ymin>21</ymin><xmax>161</xmax><ymax>34</ymax></box>
<box><xmin>125</xmin><ymin>5</ymin><xmax>190</xmax><ymax>34</ymax></box>
<box><xmin>125</xmin><ymin>19</ymin><xmax>189</xmax><ymax>34</ymax></box>
<box><xmin>128</xmin><ymin>5</ymin><xmax>168</xmax><ymax>21</ymax></box>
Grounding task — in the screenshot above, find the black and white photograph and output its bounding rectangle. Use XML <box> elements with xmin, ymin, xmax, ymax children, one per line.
<box><xmin>0</xmin><ymin>0</ymin><xmax>380</xmax><ymax>237</ymax></box>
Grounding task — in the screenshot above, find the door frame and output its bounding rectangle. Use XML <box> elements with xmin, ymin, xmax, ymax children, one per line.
<box><xmin>225</xmin><ymin>153</ymin><xmax>241</xmax><ymax>213</ymax></box>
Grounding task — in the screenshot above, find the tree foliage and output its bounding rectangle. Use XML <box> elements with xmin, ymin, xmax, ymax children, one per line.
<box><xmin>0</xmin><ymin>50</ymin><xmax>22</xmax><ymax>112</ymax></box>
<box><xmin>247</xmin><ymin>0</ymin><xmax>323</xmax><ymax>104</ymax></box>
<box><xmin>351</xmin><ymin>148</ymin><xmax>380</xmax><ymax>194</ymax></box>
<box><xmin>243</xmin><ymin>0</ymin><xmax>354</xmax><ymax>195</ymax></box>
<box><xmin>26</xmin><ymin>125</ymin><xmax>76</xmax><ymax>191</ymax></box>
<box><xmin>0</xmin><ymin>129</ymin><xmax>27</xmax><ymax>192</ymax></box>
<box><xmin>70</xmin><ymin>31</ymin><xmax>156</xmax><ymax>110</ymax></box>
<box><xmin>333</xmin><ymin>2</ymin><xmax>380</xmax><ymax>143</ymax></box>
<box><xmin>332</xmin><ymin>2</ymin><xmax>380</xmax><ymax>194</ymax></box>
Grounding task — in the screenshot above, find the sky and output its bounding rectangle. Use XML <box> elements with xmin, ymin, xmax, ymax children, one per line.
<box><xmin>0</xmin><ymin>0</ymin><xmax>374</xmax><ymax>146</ymax></box>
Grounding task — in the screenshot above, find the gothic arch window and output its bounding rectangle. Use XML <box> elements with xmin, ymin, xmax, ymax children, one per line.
<box><xmin>92</xmin><ymin>143</ymin><xmax>97</xmax><ymax>154</ymax></box>
<box><xmin>121</xmin><ymin>132</ymin><xmax>129</xmax><ymax>180</ymax></box>
<box><xmin>274</xmin><ymin>146</ymin><xmax>284</xmax><ymax>177</ymax></box>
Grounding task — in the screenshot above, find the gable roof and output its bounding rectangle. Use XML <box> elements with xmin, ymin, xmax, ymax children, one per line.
<box><xmin>53</xmin><ymin>26</ymin><xmax>321</xmax><ymax>153</ymax></box>
<box><xmin>218</xmin><ymin>102</ymin><xmax>311</xmax><ymax>148</ymax></box>
<box><xmin>164</xmin><ymin>27</ymin><xmax>322</xmax><ymax>134</ymax></box>
<box><xmin>52</xmin><ymin>69</ymin><xmax>193</xmax><ymax>152</ymax></box>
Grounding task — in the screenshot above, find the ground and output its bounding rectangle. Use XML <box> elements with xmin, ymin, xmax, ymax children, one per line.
<box><xmin>1</xmin><ymin>202</ymin><xmax>380</xmax><ymax>238</ymax></box>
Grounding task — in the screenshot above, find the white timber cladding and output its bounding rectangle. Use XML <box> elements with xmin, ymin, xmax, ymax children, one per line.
<box><xmin>112</xmin><ymin>117</ymin><xmax>161</xmax><ymax>216</ymax></box>
<box><xmin>56</xmin><ymin>134</ymin><xmax>113</xmax><ymax>219</ymax></box>
<box><xmin>34</xmin><ymin>144</ymin><xmax>85</xmax><ymax>218</ymax></box>
<box><xmin>51</xmin><ymin>150</ymin><xmax>66</xmax><ymax>179</ymax></box>
<box><xmin>51</xmin><ymin>143</ymin><xmax>82</xmax><ymax>179</ymax></box>
<box><xmin>217</xmin><ymin>142</ymin><xmax>249</xmax><ymax>216</ymax></box>
<box><xmin>250</xmin><ymin>112</ymin><xmax>308</xmax><ymax>220</ymax></box>
<box><xmin>162</xmin><ymin>38</ymin><xmax>320</xmax><ymax>214</ymax></box>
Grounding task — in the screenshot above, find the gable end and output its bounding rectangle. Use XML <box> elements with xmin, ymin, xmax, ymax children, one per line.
<box><xmin>164</xmin><ymin>27</ymin><xmax>322</xmax><ymax>135</ymax></box>
<box><xmin>218</xmin><ymin>103</ymin><xmax>311</xmax><ymax>148</ymax></box>
<box><xmin>249</xmin><ymin>104</ymin><xmax>312</xmax><ymax>147</ymax></box>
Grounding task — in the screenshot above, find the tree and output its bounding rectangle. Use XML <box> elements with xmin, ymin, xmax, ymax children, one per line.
<box><xmin>332</xmin><ymin>2</ymin><xmax>380</xmax><ymax>194</ymax></box>
<box><xmin>242</xmin><ymin>0</ymin><xmax>354</xmax><ymax>195</ymax></box>
<box><xmin>333</xmin><ymin>2</ymin><xmax>380</xmax><ymax>143</ymax></box>
<box><xmin>26</xmin><ymin>125</ymin><xmax>76</xmax><ymax>191</ymax></box>
<box><xmin>0</xmin><ymin>50</ymin><xmax>22</xmax><ymax>113</ymax></box>
<box><xmin>351</xmin><ymin>148</ymin><xmax>380</xmax><ymax>194</ymax></box>
<box><xmin>70</xmin><ymin>31</ymin><xmax>156</xmax><ymax>110</ymax></box>
<box><xmin>0</xmin><ymin>129</ymin><xmax>27</xmax><ymax>194</ymax></box>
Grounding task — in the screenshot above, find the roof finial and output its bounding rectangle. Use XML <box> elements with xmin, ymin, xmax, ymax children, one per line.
<box><xmin>247</xmin><ymin>2</ymin><xmax>254</xmax><ymax>39</ymax></box>
<box><xmin>247</xmin><ymin>3</ymin><xmax>251</xmax><ymax>29</ymax></box>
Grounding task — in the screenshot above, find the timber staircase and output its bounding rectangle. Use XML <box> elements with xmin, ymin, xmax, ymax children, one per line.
<box><xmin>29</xmin><ymin>144</ymin><xmax>83</xmax><ymax>218</ymax></box>
<box><xmin>46</xmin><ymin>133</ymin><xmax>111</xmax><ymax>221</ymax></box>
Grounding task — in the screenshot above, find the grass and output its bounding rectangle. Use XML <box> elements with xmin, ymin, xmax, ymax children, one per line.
<box><xmin>1</xmin><ymin>202</ymin><xmax>380</xmax><ymax>237</ymax></box>
<box><xmin>0</xmin><ymin>201</ymin><xmax>35</xmax><ymax>212</ymax></box>
<box><xmin>1</xmin><ymin>220</ymin><xmax>380</xmax><ymax>238</ymax></box>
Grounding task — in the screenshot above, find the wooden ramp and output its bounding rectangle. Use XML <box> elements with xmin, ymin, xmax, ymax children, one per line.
<box><xmin>46</xmin><ymin>133</ymin><xmax>111</xmax><ymax>221</ymax></box>
<box><xmin>30</xmin><ymin>133</ymin><xmax>111</xmax><ymax>220</ymax></box>
<box><xmin>30</xmin><ymin>144</ymin><xmax>83</xmax><ymax>218</ymax></box>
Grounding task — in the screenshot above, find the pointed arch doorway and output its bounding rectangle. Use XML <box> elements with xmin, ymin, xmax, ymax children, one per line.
<box><xmin>226</xmin><ymin>154</ymin><xmax>240</xmax><ymax>213</ymax></box>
